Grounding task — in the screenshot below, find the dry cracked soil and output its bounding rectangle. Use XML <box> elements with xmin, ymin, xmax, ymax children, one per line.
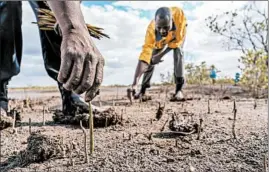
<box><xmin>0</xmin><ymin>85</ymin><xmax>268</xmax><ymax>172</ymax></box>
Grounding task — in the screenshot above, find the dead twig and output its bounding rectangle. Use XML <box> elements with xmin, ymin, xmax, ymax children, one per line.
<box><xmin>121</xmin><ymin>109</ymin><xmax>124</xmax><ymax>123</ymax></box>
<box><xmin>171</xmin><ymin>129</ymin><xmax>197</xmax><ymax>136</ymax></box>
<box><xmin>254</xmin><ymin>99</ymin><xmax>257</xmax><ymax>109</ymax></box>
<box><xmin>160</xmin><ymin>116</ymin><xmax>169</xmax><ymax>132</ymax></box>
<box><xmin>12</xmin><ymin>111</ymin><xmax>17</xmax><ymax>134</ymax></box>
<box><xmin>208</xmin><ymin>99</ymin><xmax>210</xmax><ymax>114</ymax></box>
<box><xmin>263</xmin><ymin>154</ymin><xmax>267</xmax><ymax>172</ymax></box>
<box><xmin>43</xmin><ymin>106</ymin><xmax>45</xmax><ymax>126</ymax></box>
<box><xmin>196</xmin><ymin>118</ymin><xmax>203</xmax><ymax>140</ymax></box>
<box><xmin>69</xmin><ymin>140</ymin><xmax>74</xmax><ymax>167</ymax></box>
<box><xmin>147</xmin><ymin>133</ymin><xmax>153</xmax><ymax>141</ymax></box>
<box><xmin>232</xmin><ymin>100</ymin><xmax>237</xmax><ymax>139</ymax></box>
<box><xmin>29</xmin><ymin>118</ymin><xmax>32</xmax><ymax>134</ymax></box>
<box><xmin>80</xmin><ymin>120</ymin><xmax>89</xmax><ymax>164</ymax></box>
<box><xmin>105</xmin><ymin>116</ymin><xmax>108</xmax><ymax>128</ymax></box>
<box><xmin>89</xmin><ymin>102</ymin><xmax>94</xmax><ymax>155</ymax></box>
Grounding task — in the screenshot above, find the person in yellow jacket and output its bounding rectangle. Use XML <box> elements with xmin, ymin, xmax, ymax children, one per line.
<box><xmin>129</xmin><ymin>6</ymin><xmax>187</xmax><ymax>101</ymax></box>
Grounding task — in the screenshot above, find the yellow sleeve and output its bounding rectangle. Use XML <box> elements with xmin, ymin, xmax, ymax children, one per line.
<box><xmin>170</xmin><ymin>8</ymin><xmax>187</xmax><ymax>48</ymax></box>
<box><xmin>139</xmin><ymin>22</ymin><xmax>155</xmax><ymax>64</ymax></box>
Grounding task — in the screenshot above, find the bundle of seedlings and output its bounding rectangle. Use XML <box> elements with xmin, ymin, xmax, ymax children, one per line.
<box><xmin>168</xmin><ymin>112</ymin><xmax>199</xmax><ymax>135</ymax></box>
<box><xmin>32</xmin><ymin>2</ymin><xmax>110</xmax><ymax>40</ymax></box>
<box><xmin>53</xmin><ymin>108</ymin><xmax>119</xmax><ymax>128</ymax></box>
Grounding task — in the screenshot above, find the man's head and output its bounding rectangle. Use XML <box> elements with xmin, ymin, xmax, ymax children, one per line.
<box><xmin>155</xmin><ymin>7</ymin><xmax>172</xmax><ymax>37</ymax></box>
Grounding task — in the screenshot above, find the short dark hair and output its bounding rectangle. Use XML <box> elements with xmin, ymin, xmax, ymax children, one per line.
<box><xmin>155</xmin><ymin>7</ymin><xmax>171</xmax><ymax>20</ymax></box>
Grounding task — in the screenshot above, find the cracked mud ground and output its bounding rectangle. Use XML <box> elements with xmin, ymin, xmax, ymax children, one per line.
<box><xmin>0</xmin><ymin>85</ymin><xmax>267</xmax><ymax>172</ymax></box>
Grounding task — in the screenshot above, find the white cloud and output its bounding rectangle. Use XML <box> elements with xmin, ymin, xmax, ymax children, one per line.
<box><xmin>113</xmin><ymin>1</ymin><xmax>184</xmax><ymax>11</ymax></box>
<box><xmin>7</xmin><ymin>1</ymin><xmax>268</xmax><ymax>88</ymax></box>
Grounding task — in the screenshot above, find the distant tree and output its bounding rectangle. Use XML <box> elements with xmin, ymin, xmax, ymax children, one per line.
<box><xmin>205</xmin><ymin>2</ymin><xmax>268</xmax><ymax>56</ymax></box>
<box><xmin>206</xmin><ymin>1</ymin><xmax>268</xmax><ymax>96</ymax></box>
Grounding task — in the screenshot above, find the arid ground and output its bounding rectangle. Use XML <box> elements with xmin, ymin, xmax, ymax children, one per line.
<box><xmin>0</xmin><ymin>84</ymin><xmax>268</xmax><ymax>172</ymax></box>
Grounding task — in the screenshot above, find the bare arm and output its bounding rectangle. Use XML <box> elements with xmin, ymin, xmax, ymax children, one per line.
<box><xmin>47</xmin><ymin>1</ymin><xmax>87</xmax><ymax>36</ymax></box>
<box><xmin>151</xmin><ymin>46</ymin><xmax>172</xmax><ymax>65</ymax></box>
<box><xmin>47</xmin><ymin>1</ymin><xmax>105</xmax><ymax>102</ymax></box>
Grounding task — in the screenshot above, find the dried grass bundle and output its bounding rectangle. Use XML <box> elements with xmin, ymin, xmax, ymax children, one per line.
<box><xmin>32</xmin><ymin>3</ymin><xmax>110</xmax><ymax>40</ymax></box>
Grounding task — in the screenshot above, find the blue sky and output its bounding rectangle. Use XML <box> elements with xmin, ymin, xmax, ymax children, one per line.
<box><xmin>82</xmin><ymin>1</ymin><xmax>201</xmax><ymax>20</ymax></box>
<box><xmin>8</xmin><ymin>1</ymin><xmax>267</xmax><ymax>87</ymax></box>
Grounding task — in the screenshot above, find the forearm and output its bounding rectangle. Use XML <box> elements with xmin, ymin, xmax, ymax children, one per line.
<box><xmin>152</xmin><ymin>47</ymin><xmax>172</xmax><ymax>59</ymax></box>
<box><xmin>47</xmin><ymin>1</ymin><xmax>87</xmax><ymax>35</ymax></box>
<box><xmin>132</xmin><ymin>60</ymin><xmax>148</xmax><ymax>87</ymax></box>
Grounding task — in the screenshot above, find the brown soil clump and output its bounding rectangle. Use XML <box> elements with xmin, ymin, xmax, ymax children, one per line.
<box><xmin>0</xmin><ymin>114</ymin><xmax>12</xmax><ymax>130</ymax></box>
<box><xmin>52</xmin><ymin>108</ymin><xmax>119</xmax><ymax>128</ymax></box>
<box><xmin>19</xmin><ymin>133</ymin><xmax>71</xmax><ymax>165</ymax></box>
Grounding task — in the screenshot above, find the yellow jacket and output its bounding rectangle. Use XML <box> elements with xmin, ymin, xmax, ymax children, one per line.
<box><xmin>139</xmin><ymin>7</ymin><xmax>187</xmax><ymax>64</ymax></box>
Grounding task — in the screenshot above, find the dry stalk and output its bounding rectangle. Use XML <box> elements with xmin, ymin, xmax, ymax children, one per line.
<box><xmin>160</xmin><ymin>116</ymin><xmax>169</xmax><ymax>132</ymax></box>
<box><xmin>148</xmin><ymin>133</ymin><xmax>153</xmax><ymax>141</ymax></box>
<box><xmin>89</xmin><ymin>102</ymin><xmax>94</xmax><ymax>155</ymax></box>
<box><xmin>208</xmin><ymin>99</ymin><xmax>210</xmax><ymax>114</ymax></box>
<box><xmin>105</xmin><ymin>116</ymin><xmax>108</xmax><ymax>128</ymax></box>
<box><xmin>42</xmin><ymin>106</ymin><xmax>45</xmax><ymax>126</ymax></box>
<box><xmin>254</xmin><ymin>99</ymin><xmax>257</xmax><ymax>109</ymax></box>
<box><xmin>29</xmin><ymin>118</ymin><xmax>32</xmax><ymax>134</ymax></box>
<box><xmin>80</xmin><ymin>120</ymin><xmax>89</xmax><ymax>164</ymax></box>
<box><xmin>156</xmin><ymin>102</ymin><xmax>165</xmax><ymax>121</ymax></box>
<box><xmin>121</xmin><ymin>109</ymin><xmax>124</xmax><ymax>123</ymax></box>
<box><xmin>263</xmin><ymin>154</ymin><xmax>267</xmax><ymax>172</ymax></box>
<box><xmin>232</xmin><ymin>100</ymin><xmax>237</xmax><ymax>139</ymax></box>
<box><xmin>197</xmin><ymin>118</ymin><xmax>203</xmax><ymax>140</ymax></box>
<box><xmin>12</xmin><ymin>111</ymin><xmax>17</xmax><ymax>134</ymax></box>
<box><xmin>61</xmin><ymin>136</ymin><xmax>66</xmax><ymax>158</ymax></box>
<box><xmin>69</xmin><ymin>140</ymin><xmax>74</xmax><ymax>166</ymax></box>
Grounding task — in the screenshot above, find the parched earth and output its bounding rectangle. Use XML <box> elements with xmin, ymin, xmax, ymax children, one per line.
<box><xmin>0</xmin><ymin>85</ymin><xmax>268</xmax><ymax>172</ymax></box>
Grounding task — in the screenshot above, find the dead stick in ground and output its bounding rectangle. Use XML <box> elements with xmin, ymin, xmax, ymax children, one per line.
<box><xmin>232</xmin><ymin>100</ymin><xmax>237</xmax><ymax>139</ymax></box>
<box><xmin>160</xmin><ymin>116</ymin><xmax>169</xmax><ymax>132</ymax></box>
<box><xmin>80</xmin><ymin>120</ymin><xmax>89</xmax><ymax>164</ymax></box>
<box><xmin>29</xmin><ymin>118</ymin><xmax>31</xmax><ymax>134</ymax></box>
<box><xmin>208</xmin><ymin>99</ymin><xmax>210</xmax><ymax>114</ymax></box>
<box><xmin>12</xmin><ymin>111</ymin><xmax>17</xmax><ymax>134</ymax></box>
<box><xmin>264</xmin><ymin>154</ymin><xmax>267</xmax><ymax>172</ymax></box>
<box><xmin>121</xmin><ymin>109</ymin><xmax>123</xmax><ymax>123</ymax></box>
<box><xmin>42</xmin><ymin>106</ymin><xmax>45</xmax><ymax>126</ymax></box>
<box><xmin>254</xmin><ymin>99</ymin><xmax>257</xmax><ymax>109</ymax></box>
<box><xmin>105</xmin><ymin>116</ymin><xmax>108</xmax><ymax>128</ymax></box>
<box><xmin>197</xmin><ymin>118</ymin><xmax>203</xmax><ymax>140</ymax></box>
<box><xmin>89</xmin><ymin>102</ymin><xmax>94</xmax><ymax>155</ymax></box>
<box><xmin>69</xmin><ymin>140</ymin><xmax>74</xmax><ymax>166</ymax></box>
